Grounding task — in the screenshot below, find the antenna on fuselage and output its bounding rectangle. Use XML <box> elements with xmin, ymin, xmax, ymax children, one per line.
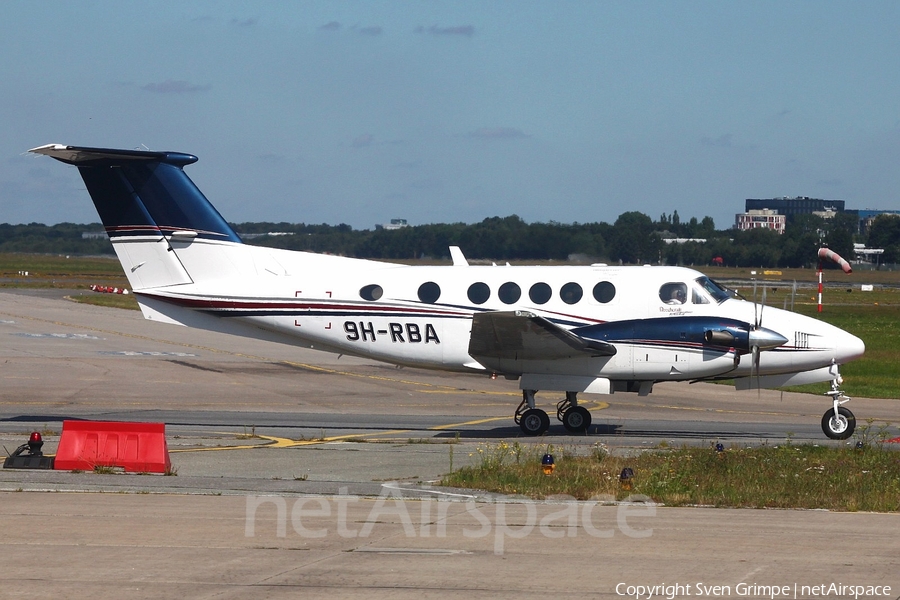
<box><xmin>449</xmin><ymin>246</ymin><xmax>469</xmax><ymax>267</ymax></box>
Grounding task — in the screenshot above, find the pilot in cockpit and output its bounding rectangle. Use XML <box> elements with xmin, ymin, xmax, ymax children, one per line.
<box><xmin>660</xmin><ymin>283</ymin><xmax>687</xmax><ymax>305</ymax></box>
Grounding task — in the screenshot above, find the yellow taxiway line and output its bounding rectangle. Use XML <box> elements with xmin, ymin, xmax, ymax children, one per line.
<box><xmin>172</xmin><ymin>402</ymin><xmax>611</xmax><ymax>452</ymax></box>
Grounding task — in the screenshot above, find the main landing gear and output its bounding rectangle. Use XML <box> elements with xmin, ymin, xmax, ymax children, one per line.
<box><xmin>514</xmin><ymin>390</ymin><xmax>592</xmax><ymax>436</ymax></box>
<box><xmin>821</xmin><ymin>373</ymin><xmax>855</xmax><ymax>440</ymax></box>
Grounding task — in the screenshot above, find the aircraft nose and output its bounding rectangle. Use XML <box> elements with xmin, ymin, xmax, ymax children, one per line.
<box><xmin>836</xmin><ymin>331</ymin><xmax>865</xmax><ymax>364</ymax></box>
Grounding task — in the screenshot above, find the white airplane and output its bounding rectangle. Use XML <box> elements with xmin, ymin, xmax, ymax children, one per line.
<box><xmin>30</xmin><ymin>144</ymin><xmax>866</xmax><ymax>439</ymax></box>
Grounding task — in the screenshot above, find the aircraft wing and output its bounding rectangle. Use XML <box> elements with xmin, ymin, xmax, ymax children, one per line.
<box><xmin>468</xmin><ymin>310</ymin><xmax>616</xmax><ymax>364</ymax></box>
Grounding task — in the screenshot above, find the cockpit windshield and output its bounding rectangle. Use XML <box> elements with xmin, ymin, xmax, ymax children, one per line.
<box><xmin>694</xmin><ymin>276</ymin><xmax>731</xmax><ymax>304</ymax></box>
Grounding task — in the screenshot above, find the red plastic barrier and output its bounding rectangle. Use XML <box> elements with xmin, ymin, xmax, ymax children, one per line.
<box><xmin>90</xmin><ymin>284</ymin><xmax>130</xmax><ymax>294</ymax></box>
<box><xmin>54</xmin><ymin>421</ymin><xmax>172</xmax><ymax>473</ymax></box>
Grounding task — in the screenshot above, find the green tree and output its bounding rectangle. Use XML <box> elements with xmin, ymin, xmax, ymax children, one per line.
<box><xmin>866</xmin><ymin>214</ymin><xmax>900</xmax><ymax>262</ymax></box>
<box><xmin>609</xmin><ymin>212</ymin><xmax>659</xmax><ymax>264</ymax></box>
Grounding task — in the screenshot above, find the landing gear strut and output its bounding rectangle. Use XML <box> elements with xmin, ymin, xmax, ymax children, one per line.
<box><xmin>821</xmin><ymin>372</ymin><xmax>855</xmax><ymax>440</ymax></box>
<box><xmin>515</xmin><ymin>390</ymin><xmax>591</xmax><ymax>436</ymax></box>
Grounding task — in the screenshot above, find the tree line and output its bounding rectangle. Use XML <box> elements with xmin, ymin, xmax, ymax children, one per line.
<box><xmin>2</xmin><ymin>210</ymin><xmax>895</xmax><ymax>268</ymax></box>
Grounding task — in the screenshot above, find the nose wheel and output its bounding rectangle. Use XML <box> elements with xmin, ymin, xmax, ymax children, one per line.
<box><xmin>822</xmin><ymin>406</ymin><xmax>855</xmax><ymax>440</ymax></box>
<box><xmin>821</xmin><ymin>371</ymin><xmax>855</xmax><ymax>440</ymax></box>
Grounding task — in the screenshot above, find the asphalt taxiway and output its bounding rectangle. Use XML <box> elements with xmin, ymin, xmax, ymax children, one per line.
<box><xmin>1</xmin><ymin>290</ymin><xmax>899</xmax><ymax>599</ymax></box>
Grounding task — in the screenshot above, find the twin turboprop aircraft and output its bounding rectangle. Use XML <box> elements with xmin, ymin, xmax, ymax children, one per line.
<box><xmin>30</xmin><ymin>144</ymin><xmax>866</xmax><ymax>439</ymax></box>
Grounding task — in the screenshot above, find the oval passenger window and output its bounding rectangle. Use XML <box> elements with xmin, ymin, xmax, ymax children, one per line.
<box><xmin>467</xmin><ymin>282</ymin><xmax>490</xmax><ymax>305</ymax></box>
<box><xmin>593</xmin><ymin>281</ymin><xmax>616</xmax><ymax>303</ymax></box>
<box><xmin>359</xmin><ymin>284</ymin><xmax>383</xmax><ymax>301</ymax></box>
<box><xmin>498</xmin><ymin>282</ymin><xmax>521</xmax><ymax>304</ymax></box>
<box><xmin>560</xmin><ymin>282</ymin><xmax>583</xmax><ymax>305</ymax></box>
<box><xmin>417</xmin><ymin>281</ymin><xmax>441</xmax><ymax>304</ymax></box>
<box><xmin>529</xmin><ymin>282</ymin><xmax>552</xmax><ymax>305</ymax></box>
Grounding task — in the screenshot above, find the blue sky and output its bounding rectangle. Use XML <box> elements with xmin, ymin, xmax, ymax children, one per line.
<box><xmin>3</xmin><ymin>1</ymin><xmax>900</xmax><ymax>230</ymax></box>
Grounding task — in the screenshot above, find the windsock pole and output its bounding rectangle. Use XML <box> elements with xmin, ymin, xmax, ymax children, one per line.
<box><xmin>816</xmin><ymin>247</ymin><xmax>852</xmax><ymax>313</ymax></box>
<box><xmin>817</xmin><ymin>261</ymin><xmax>823</xmax><ymax>313</ymax></box>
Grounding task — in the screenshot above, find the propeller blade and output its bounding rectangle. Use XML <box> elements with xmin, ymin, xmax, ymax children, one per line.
<box><xmin>791</xmin><ymin>280</ymin><xmax>796</xmax><ymax>312</ymax></box>
<box><xmin>752</xmin><ymin>281</ymin><xmax>759</xmax><ymax>328</ymax></box>
<box><xmin>759</xmin><ymin>287</ymin><xmax>767</xmax><ymax>326</ymax></box>
<box><xmin>751</xmin><ymin>344</ymin><xmax>761</xmax><ymax>396</ymax></box>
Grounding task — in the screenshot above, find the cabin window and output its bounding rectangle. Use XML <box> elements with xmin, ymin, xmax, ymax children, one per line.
<box><xmin>360</xmin><ymin>284</ymin><xmax>383</xmax><ymax>301</ymax></box>
<box><xmin>560</xmin><ymin>282</ymin><xmax>583</xmax><ymax>305</ymax></box>
<box><xmin>467</xmin><ymin>282</ymin><xmax>490</xmax><ymax>305</ymax></box>
<box><xmin>695</xmin><ymin>276</ymin><xmax>731</xmax><ymax>304</ymax></box>
<box><xmin>593</xmin><ymin>281</ymin><xmax>616</xmax><ymax>303</ymax></box>
<box><xmin>417</xmin><ymin>281</ymin><xmax>441</xmax><ymax>304</ymax></box>
<box><xmin>529</xmin><ymin>282</ymin><xmax>552</xmax><ymax>305</ymax></box>
<box><xmin>659</xmin><ymin>282</ymin><xmax>688</xmax><ymax>305</ymax></box>
<box><xmin>691</xmin><ymin>284</ymin><xmax>710</xmax><ymax>304</ymax></box>
<box><xmin>498</xmin><ymin>282</ymin><xmax>521</xmax><ymax>304</ymax></box>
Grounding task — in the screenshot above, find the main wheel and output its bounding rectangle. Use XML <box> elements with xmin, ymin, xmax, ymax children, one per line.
<box><xmin>562</xmin><ymin>406</ymin><xmax>591</xmax><ymax>433</ymax></box>
<box><xmin>519</xmin><ymin>408</ymin><xmax>550</xmax><ymax>436</ymax></box>
<box><xmin>821</xmin><ymin>406</ymin><xmax>856</xmax><ymax>440</ymax></box>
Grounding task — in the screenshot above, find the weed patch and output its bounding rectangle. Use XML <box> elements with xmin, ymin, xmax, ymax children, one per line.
<box><xmin>442</xmin><ymin>441</ymin><xmax>900</xmax><ymax>511</ymax></box>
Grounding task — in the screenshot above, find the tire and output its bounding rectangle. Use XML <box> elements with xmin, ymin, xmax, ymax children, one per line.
<box><xmin>821</xmin><ymin>406</ymin><xmax>856</xmax><ymax>440</ymax></box>
<box><xmin>519</xmin><ymin>408</ymin><xmax>550</xmax><ymax>436</ymax></box>
<box><xmin>562</xmin><ymin>406</ymin><xmax>592</xmax><ymax>433</ymax></box>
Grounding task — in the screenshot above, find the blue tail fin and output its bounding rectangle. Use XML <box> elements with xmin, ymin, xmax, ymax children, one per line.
<box><xmin>29</xmin><ymin>144</ymin><xmax>241</xmax><ymax>243</ymax></box>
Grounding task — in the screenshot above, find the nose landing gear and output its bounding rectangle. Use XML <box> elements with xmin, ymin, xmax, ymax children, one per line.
<box><xmin>821</xmin><ymin>373</ymin><xmax>855</xmax><ymax>440</ymax></box>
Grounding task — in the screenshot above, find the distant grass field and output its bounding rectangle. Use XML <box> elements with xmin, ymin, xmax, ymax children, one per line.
<box><xmin>0</xmin><ymin>253</ymin><xmax>128</xmax><ymax>288</ymax></box>
<box><xmin>2</xmin><ymin>252</ymin><xmax>898</xmax><ymax>397</ymax></box>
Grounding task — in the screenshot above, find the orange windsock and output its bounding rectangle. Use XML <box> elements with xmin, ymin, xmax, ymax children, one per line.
<box><xmin>818</xmin><ymin>247</ymin><xmax>852</xmax><ymax>274</ymax></box>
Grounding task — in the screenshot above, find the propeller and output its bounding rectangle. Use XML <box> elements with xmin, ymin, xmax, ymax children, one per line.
<box><xmin>751</xmin><ymin>286</ymin><xmax>762</xmax><ymax>393</ymax></box>
<box><xmin>749</xmin><ymin>284</ymin><xmax>772</xmax><ymax>395</ymax></box>
<box><xmin>704</xmin><ymin>280</ymin><xmax>788</xmax><ymax>389</ymax></box>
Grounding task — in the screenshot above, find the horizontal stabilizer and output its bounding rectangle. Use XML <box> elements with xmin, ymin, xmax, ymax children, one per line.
<box><xmin>29</xmin><ymin>144</ymin><xmax>197</xmax><ymax>166</ymax></box>
<box><xmin>29</xmin><ymin>144</ymin><xmax>241</xmax><ymax>244</ymax></box>
<box><xmin>468</xmin><ymin>310</ymin><xmax>616</xmax><ymax>365</ymax></box>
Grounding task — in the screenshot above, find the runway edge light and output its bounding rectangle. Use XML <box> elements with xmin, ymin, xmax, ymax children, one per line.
<box><xmin>3</xmin><ymin>431</ymin><xmax>53</xmax><ymax>469</ymax></box>
<box><xmin>541</xmin><ymin>453</ymin><xmax>555</xmax><ymax>475</ymax></box>
<box><xmin>619</xmin><ymin>467</ymin><xmax>634</xmax><ymax>491</ymax></box>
